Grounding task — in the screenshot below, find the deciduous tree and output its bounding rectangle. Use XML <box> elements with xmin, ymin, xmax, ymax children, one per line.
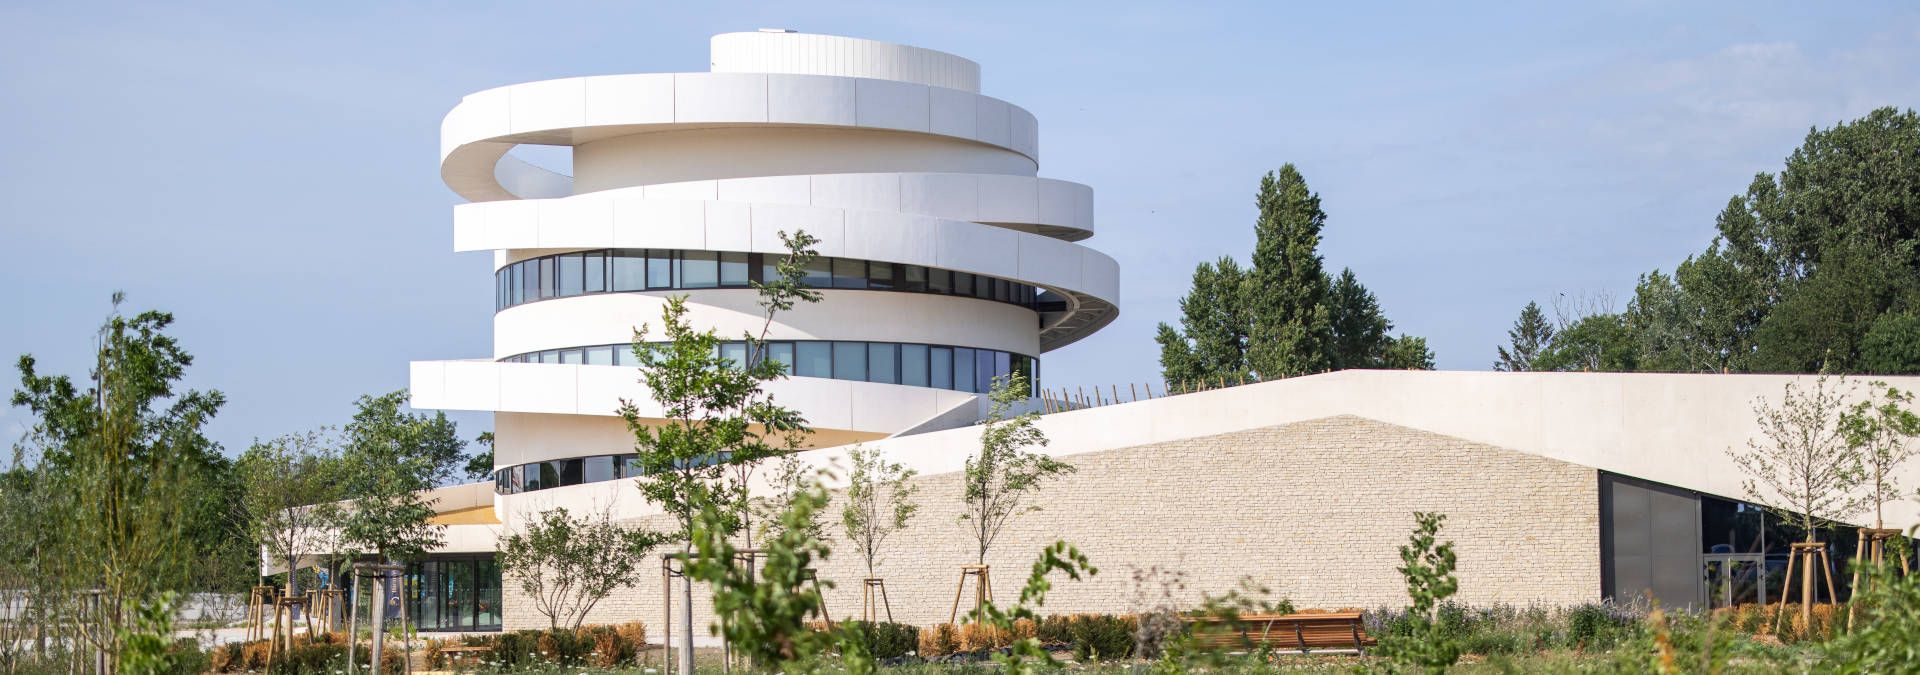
<box><xmin>1839</xmin><ymin>383</ymin><xmax>1920</xmax><ymax>529</ymax></box>
<box><xmin>841</xmin><ymin>445</ymin><xmax>919</xmax><ymax>578</ymax></box>
<box><xmin>1726</xmin><ymin>376</ymin><xmax>1865</xmax><ymax>542</ymax></box>
<box><xmin>960</xmin><ymin>372</ymin><xmax>1074</xmax><ymax>565</ymax></box>
<box><xmin>623</xmin><ymin>231</ymin><xmax>818</xmax><ymax>674</ymax></box>
<box><xmin>499</xmin><ymin>506</ymin><xmax>662</xmax><ymax>629</ymax></box>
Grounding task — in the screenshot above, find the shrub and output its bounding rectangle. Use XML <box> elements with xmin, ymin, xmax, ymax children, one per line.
<box><xmin>827</xmin><ymin>621</ymin><xmax>920</xmax><ymax>659</ymax></box>
<box><xmin>917</xmin><ymin>623</ymin><xmax>960</xmax><ymax>657</ymax></box>
<box><xmin>957</xmin><ymin>621</ymin><xmax>1011</xmax><ymax>652</ymax></box>
<box><xmin>208</xmin><ymin>636</ymin><xmax>400</xmax><ymax>674</ymax></box>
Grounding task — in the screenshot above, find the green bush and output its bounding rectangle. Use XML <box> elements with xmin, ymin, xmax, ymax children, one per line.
<box><xmin>830</xmin><ymin>621</ymin><xmax>919</xmax><ymax>659</ymax></box>
<box><xmin>1031</xmin><ymin>614</ymin><xmax>1135</xmax><ymax>661</ymax></box>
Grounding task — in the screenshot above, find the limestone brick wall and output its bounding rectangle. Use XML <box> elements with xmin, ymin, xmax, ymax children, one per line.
<box><xmin>502</xmin><ymin>415</ymin><xmax>1600</xmax><ymax>633</ymax></box>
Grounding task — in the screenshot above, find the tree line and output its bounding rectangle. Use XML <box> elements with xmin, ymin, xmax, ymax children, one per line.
<box><xmin>1157</xmin><ymin>164</ymin><xmax>1434</xmax><ymax>386</ymax></box>
<box><xmin>0</xmin><ymin>293</ymin><xmax>480</xmax><ymax>672</ymax></box>
<box><xmin>1496</xmin><ymin>107</ymin><xmax>1920</xmax><ymax>375</ymax></box>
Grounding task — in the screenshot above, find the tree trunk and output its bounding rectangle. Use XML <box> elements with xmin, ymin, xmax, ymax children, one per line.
<box><xmin>679</xmin><ymin>546</ymin><xmax>694</xmax><ymax>675</ymax></box>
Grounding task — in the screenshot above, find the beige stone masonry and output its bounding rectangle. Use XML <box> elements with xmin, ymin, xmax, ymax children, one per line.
<box><xmin>502</xmin><ymin>414</ymin><xmax>1600</xmax><ymax>632</ymax></box>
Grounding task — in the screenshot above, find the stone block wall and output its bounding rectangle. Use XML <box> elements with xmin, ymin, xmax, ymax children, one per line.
<box><xmin>502</xmin><ymin>415</ymin><xmax>1600</xmax><ymax>633</ymax></box>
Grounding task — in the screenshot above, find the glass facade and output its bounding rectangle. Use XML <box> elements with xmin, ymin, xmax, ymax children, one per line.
<box><xmin>491</xmin><ymin>451</ymin><xmax>740</xmax><ymax>495</ymax></box>
<box><xmin>496</xmin><ymin>248</ymin><xmax>1059</xmax><ymax>312</ymax></box>
<box><xmin>501</xmin><ymin>339</ymin><xmax>1038</xmax><ymax>395</ymax></box>
<box><xmin>405</xmin><ymin>556</ymin><xmax>501</xmax><ymax>632</ymax></box>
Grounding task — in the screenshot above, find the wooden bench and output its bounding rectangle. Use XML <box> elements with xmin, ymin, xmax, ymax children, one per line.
<box><xmin>437</xmin><ymin>645</ymin><xmax>489</xmax><ymax>669</ymax></box>
<box><xmin>1185</xmin><ymin>611</ymin><xmax>1375</xmax><ymax>654</ymax></box>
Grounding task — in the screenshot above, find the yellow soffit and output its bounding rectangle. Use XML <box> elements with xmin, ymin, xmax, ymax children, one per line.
<box><xmin>428</xmin><ymin>505</ymin><xmax>500</xmax><ymax>526</ymax></box>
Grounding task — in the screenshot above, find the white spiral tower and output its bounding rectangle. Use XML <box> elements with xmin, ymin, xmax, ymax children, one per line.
<box><xmin>409</xmin><ymin>31</ymin><xmax>1120</xmax><ymax>500</ymax></box>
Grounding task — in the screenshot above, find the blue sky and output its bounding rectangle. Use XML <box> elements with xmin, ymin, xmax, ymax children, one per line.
<box><xmin>2</xmin><ymin>2</ymin><xmax>1916</xmax><ymax>455</ymax></box>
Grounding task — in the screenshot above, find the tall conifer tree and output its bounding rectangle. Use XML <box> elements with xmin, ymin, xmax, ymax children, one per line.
<box><xmin>1494</xmin><ymin>301</ymin><xmax>1554</xmax><ymax>372</ymax></box>
<box><xmin>1247</xmin><ymin>165</ymin><xmax>1334</xmax><ymax>378</ymax></box>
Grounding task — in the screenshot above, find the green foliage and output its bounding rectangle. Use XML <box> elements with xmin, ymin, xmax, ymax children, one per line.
<box><xmin>1535</xmin><ymin>313</ymin><xmax>1638</xmax><ymax>372</ymax></box>
<box><xmin>499</xmin><ymin>506</ymin><xmax>663</xmax><ymax>629</ymax></box>
<box><xmin>5</xmin><ymin>294</ymin><xmax>237</xmax><ymax>669</ymax></box>
<box><xmin>237</xmin><ymin>429</ymin><xmax>343</xmax><ymax>595</ymax></box>
<box><xmin>1034</xmin><ymin>614</ymin><xmax>1136</xmax><ymax>661</ymax></box>
<box><xmin>1376</xmin><ymin>512</ymin><xmax>1461</xmax><ymax>674</ymax></box>
<box><xmin>1495</xmin><ymin>302</ymin><xmax>1555</xmax><ymax>371</ymax></box>
<box><xmin>1510</xmin><ymin>107</ymin><xmax>1920</xmax><ymax>376</ymax></box>
<box><xmin>464</xmin><ymin>431</ymin><xmax>496</xmax><ymax>481</ymax></box>
<box><xmin>116</xmin><ymin>592</ymin><xmax>179</xmax><ymax>675</ymax></box>
<box><xmin>1827</xmin><ymin>548</ymin><xmax>1920</xmax><ymax>673</ymax></box>
<box><xmin>1247</xmin><ymin>164</ymin><xmax>1336</xmax><ymax>378</ymax></box>
<box><xmin>961</xmin><ymin>372</ymin><xmax>1074</xmax><ymax>564</ymax></box>
<box><xmin>1839</xmin><ymin>383</ymin><xmax>1920</xmax><ymax>528</ymax></box>
<box><xmin>1159</xmin><ymin>167</ymin><xmax>1431</xmax><ymax>385</ymax></box>
<box><xmin>438</xmin><ymin>623</ymin><xmax>647</xmax><ymax>669</ymax></box>
<box><xmin>1382</xmin><ymin>334</ymin><xmax>1437</xmax><ymax>370</ymax></box>
<box><xmin>1156</xmin><ymin>257</ymin><xmax>1254</xmax><ymax>386</ymax></box>
<box><xmin>1728</xmin><ymin>375</ymin><xmax>1865</xmax><ymax>540</ymax></box>
<box><xmin>842</xmin><ymin>444</ymin><xmax>919</xmax><ymax>577</ymax></box>
<box><xmin>625</xmin><ymin>230</ymin><xmax>821</xmax><ymax>549</ymax></box>
<box><xmin>335</xmin><ymin>389</ymin><xmax>464</xmax><ymax>563</ymax></box>
<box><xmin>1861</xmin><ymin>311</ymin><xmax>1920</xmax><ymax>375</ymax></box>
<box><xmin>830</xmin><ymin>620</ymin><xmax>920</xmax><ymax>660</ymax></box>
<box><xmin>965</xmin><ymin>541</ymin><xmax>1099</xmax><ymax>673</ymax></box>
<box><xmin>686</xmin><ymin>475</ymin><xmax>834</xmax><ymax>669</ymax></box>
<box><xmin>623</xmin><ymin>230</ymin><xmax>819</xmax><ymax>673</ymax></box>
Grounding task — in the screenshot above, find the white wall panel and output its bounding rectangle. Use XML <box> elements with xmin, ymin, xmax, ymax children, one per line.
<box><xmin>583</xmin><ymin>74</ymin><xmax>674</xmax><ymax>127</ymax></box>
<box><xmin>508</xmin><ymin>77</ymin><xmax>586</xmax><ymax>135</ymax></box>
<box><xmin>767</xmin><ymin>74</ymin><xmax>856</xmax><ymax>125</ymax></box>
<box><xmin>853</xmin><ymin>78</ymin><xmax>929</xmax><ymax>133</ymax></box>
<box><xmin>672</xmin><ymin>72</ymin><xmax>767</xmax><ymax>123</ymax></box>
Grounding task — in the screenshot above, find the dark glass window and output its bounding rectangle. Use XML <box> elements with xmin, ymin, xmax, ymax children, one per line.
<box><xmin>796</xmin><ymin>343</ymin><xmax>833</xmax><ymax>378</ymax></box>
<box><xmin>952</xmin><ymin>272</ymin><xmax>974</xmax><ymax>297</ymax></box>
<box><xmin>953</xmin><ymin>348</ymin><xmax>975</xmax><ymax>393</ymax></box>
<box><xmin>833</xmin><ymin>341</ymin><xmax>866</xmax><ymax>380</ymax></box>
<box><xmin>976</xmin><ymin>350</ymin><xmax>996</xmax><ymax>393</ymax></box>
<box><xmin>868</xmin><ymin>343</ymin><xmax>897</xmax><ymax>384</ymax></box>
<box><xmin>993</xmin><ymin>278</ymin><xmax>1009</xmax><ymax>303</ymax></box>
<box><xmin>803</xmin><ymin>258</ymin><xmax>832</xmax><ymax>287</ymax></box>
<box><xmin>613</xmin><ymin>252</ymin><xmax>646</xmax><ymax>291</ymax></box>
<box><xmin>583</xmin><ymin>456</ymin><xmax>615</xmax><ymax>484</ymax></box>
<box><xmin>929</xmin><ymin>268</ymin><xmax>952</xmax><ymax>294</ymax></box>
<box><xmin>518</xmin><ymin>262</ymin><xmax>535</xmax><ymax>304</ymax></box>
<box><xmin>995</xmin><ymin>351</ymin><xmax>1012</xmax><ymax>385</ymax></box>
<box><xmin>647</xmin><ymin>249</ymin><xmax>673</xmax><ymax>288</ymax></box>
<box><xmin>720</xmin><ymin>252</ymin><xmax>750</xmax><ymax>286</ymax></box>
<box><xmin>833</xmin><ymin>259</ymin><xmax>867</xmax><ymax>289</ymax></box>
<box><xmin>584</xmin><ymin>252</ymin><xmax>606</xmax><ymax>293</ymax></box>
<box><xmin>559</xmin><ymin>254</ymin><xmax>584</xmax><ymax>296</ymax></box>
<box><xmin>719</xmin><ymin>342</ymin><xmax>748</xmax><ymax>368</ymax></box>
<box><xmin>868</xmin><ymin>262</ymin><xmax>895</xmax><ymax>290</ymax></box>
<box><xmin>901</xmin><ymin>344</ymin><xmax>929</xmax><ymax>387</ymax></box>
<box><xmin>522</xmin><ymin>464</ymin><xmax>542</xmax><ymax>491</ymax></box>
<box><xmin>930</xmin><ymin>347</ymin><xmax>953</xmax><ymax>389</ymax></box>
<box><xmin>539</xmin><ymin>461</ymin><xmax>562</xmax><ymax>489</ymax></box>
<box><xmin>974</xmin><ymin>276</ymin><xmax>993</xmax><ymax>300</ymax></box>
<box><xmin>900</xmin><ymin>265</ymin><xmax>927</xmax><ymax>292</ymax></box>
<box><xmin>767</xmin><ymin>342</ymin><xmax>794</xmax><ymax>375</ymax></box>
<box><xmin>537</xmin><ymin>257</ymin><xmax>555</xmax><ymax>299</ymax></box>
<box><xmin>508</xmin><ymin>265</ymin><xmax>523</xmax><ymax>306</ymax></box>
<box><xmin>680</xmin><ymin>251</ymin><xmax>719</xmax><ymax>288</ymax></box>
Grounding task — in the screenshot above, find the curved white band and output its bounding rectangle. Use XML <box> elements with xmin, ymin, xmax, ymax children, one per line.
<box><xmin>441</xmin><ymin>73</ymin><xmax>1040</xmax><ymax>203</ymax></box>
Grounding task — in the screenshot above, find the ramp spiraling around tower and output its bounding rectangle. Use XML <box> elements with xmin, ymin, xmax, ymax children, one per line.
<box><xmin>412</xmin><ymin>31</ymin><xmax>1120</xmax><ymax>479</ymax></box>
